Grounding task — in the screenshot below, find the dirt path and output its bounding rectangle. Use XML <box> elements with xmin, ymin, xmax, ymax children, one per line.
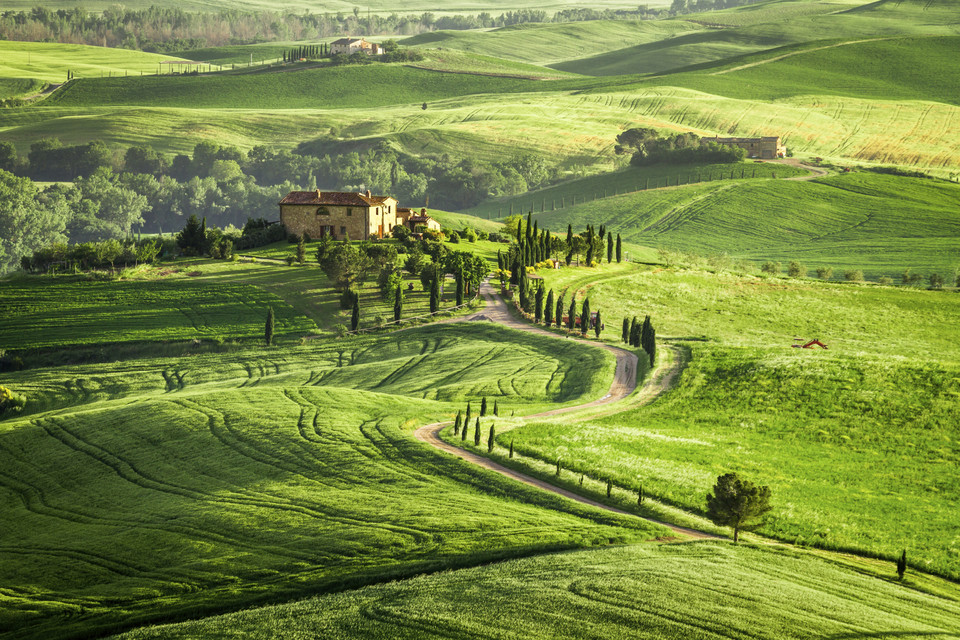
<box><xmin>414</xmin><ymin>280</ymin><xmax>717</xmax><ymax>540</ymax></box>
<box><xmin>711</xmin><ymin>37</ymin><xmax>895</xmax><ymax>75</ymax></box>
<box><xmin>766</xmin><ymin>158</ymin><xmax>829</xmax><ymax>181</ymax></box>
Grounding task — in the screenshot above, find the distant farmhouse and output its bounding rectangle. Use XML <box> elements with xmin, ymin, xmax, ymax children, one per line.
<box><xmin>330</xmin><ymin>37</ymin><xmax>383</xmax><ymax>56</ymax></box>
<box><xmin>279</xmin><ymin>190</ymin><xmax>439</xmax><ymax>240</ymax></box>
<box><xmin>706</xmin><ymin>135</ymin><xmax>786</xmax><ymax>159</ymax></box>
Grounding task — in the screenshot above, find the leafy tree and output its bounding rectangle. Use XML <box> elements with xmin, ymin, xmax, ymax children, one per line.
<box><xmin>393</xmin><ymin>282</ymin><xmax>403</xmax><ymax>321</ymax></box>
<box><xmin>897</xmin><ymin>549</ymin><xmax>907</xmax><ymax>581</ymax></box>
<box><xmin>124</xmin><ymin>145</ymin><xmax>167</xmax><ymax>176</ymax></box>
<box><xmin>705</xmin><ymin>472</ymin><xmax>772</xmax><ymax>543</ymax></box>
<box><xmin>787</xmin><ymin>261</ymin><xmax>806</xmax><ymax>278</ymax></box>
<box><xmin>351</xmin><ymin>297</ymin><xmax>360</xmax><ymax>331</ymax></box>
<box><xmin>816</xmin><ymin>266</ymin><xmax>833</xmax><ymax>280</ymax></box>
<box><xmin>265</xmin><ymin>306</ymin><xmax>275</xmax><ymax>346</ymax></box>
<box><xmin>0</xmin><ymin>141</ymin><xmax>19</xmax><ymax>174</ymax></box>
<box><xmin>580</xmin><ymin>298</ymin><xmax>591</xmax><ymax>336</ymax></box>
<box><xmin>616</xmin><ymin>234</ymin><xmax>622</xmax><ymax>263</ymax></box>
<box><xmin>320</xmin><ymin>239</ymin><xmax>374</xmax><ymax>291</ymax></box>
<box><xmin>364</xmin><ymin>242</ymin><xmax>398</xmax><ymax>270</ymax></box>
<box><xmin>487</xmin><ymin>424</ymin><xmax>495</xmax><ymax>452</ymax></box>
<box><xmin>761</xmin><ymin>261</ymin><xmax>781</xmax><ymax>275</ymax></box>
<box><xmin>378</xmin><ymin>266</ymin><xmax>404</xmax><ymax>302</ymax></box>
<box><xmin>622</xmin><ymin>317</ymin><xmax>630</xmax><ymax>344</ymax></box>
<box><xmin>929</xmin><ymin>273</ymin><xmax>944</xmax><ymax>289</ymax></box>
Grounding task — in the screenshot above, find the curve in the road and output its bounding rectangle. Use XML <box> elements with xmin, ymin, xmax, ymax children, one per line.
<box><xmin>414</xmin><ymin>280</ymin><xmax>716</xmax><ymax>540</ymax></box>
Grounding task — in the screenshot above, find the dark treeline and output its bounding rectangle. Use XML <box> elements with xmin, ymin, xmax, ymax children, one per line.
<box><xmin>615</xmin><ymin>128</ymin><xmax>745</xmax><ymax>166</ymax></box>
<box><xmin>0</xmin><ymin>3</ymin><xmax>775</xmax><ymax>51</ymax></box>
<box><xmin>0</xmin><ymin>136</ymin><xmax>554</xmax><ymax>272</ymax></box>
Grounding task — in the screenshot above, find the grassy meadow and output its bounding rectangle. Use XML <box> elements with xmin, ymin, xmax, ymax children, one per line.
<box><xmin>530</xmin><ymin>172</ymin><xmax>960</xmax><ymax>279</ymax></box>
<box><xmin>0</xmin><ymin>323</ymin><xmax>641</xmax><ymax>639</ymax></box>
<box><xmin>111</xmin><ymin>543</ymin><xmax>960</xmax><ymax>639</ymax></box>
<box><xmin>0</xmin><ymin>41</ymin><xmax>195</xmax><ymax>84</ymax></box>
<box><xmin>501</xmin><ymin>260</ymin><xmax>960</xmax><ymax>577</ymax></box>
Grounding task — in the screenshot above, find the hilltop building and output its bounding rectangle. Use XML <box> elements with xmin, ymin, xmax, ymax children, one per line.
<box><xmin>330</xmin><ymin>37</ymin><xmax>383</xmax><ymax>56</ymax></box>
<box><xmin>706</xmin><ymin>135</ymin><xmax>786</xmax><ymax>159</ymax></box>
<box><xmin>279</xmin><ymin>191</ymin><xmax>440</xmax><ymax>240</ymax></box>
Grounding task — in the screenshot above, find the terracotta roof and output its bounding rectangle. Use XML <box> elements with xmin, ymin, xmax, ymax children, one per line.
<box><xmin>397</xmin><ymin>207</ymin><xmax>413</xmax><ymax>213</ymax></box>
<box><xmin>331</xmin><ymin>38</ymin><xmax>363</xmax><ymax>45</ymax></box>
<box><xmin>408</xmin><ymin>215</ymin><xmax>432</xmax><ymax>222</ymax></box>
<box><xmin>279</xmin><ymin>190</ymin><xmax>394</xmax><ymax>206</ymax></box>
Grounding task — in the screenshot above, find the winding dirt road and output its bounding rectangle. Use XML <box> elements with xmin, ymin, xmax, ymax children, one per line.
<box><xmin>414</xmin><ymin>280</ymin><xmax>717</xmax><ymax>540</ymax></box>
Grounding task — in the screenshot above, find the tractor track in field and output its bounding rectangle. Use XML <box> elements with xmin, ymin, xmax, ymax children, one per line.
<box><xmin>414</xmin><ymin>280</ymin><xmax>716</xmax><ymax>541</ymax></box>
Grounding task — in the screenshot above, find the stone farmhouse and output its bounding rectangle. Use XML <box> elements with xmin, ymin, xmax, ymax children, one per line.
<box><xmin>706</xmin><ymin>135</ymin><xmax>786</xmax><ymax>159</ymax></box>
<box><xmin>279</xmin><ymin>190</ymin><xmax>439</xmax><ymax>240</ymax></box>
<box><xmin>330</xmin><ymin>37</ymin><xmax>383</xmax><ymax>56</ymax></box>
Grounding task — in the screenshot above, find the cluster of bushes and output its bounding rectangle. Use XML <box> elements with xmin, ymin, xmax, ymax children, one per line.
<box><xmin>615</xmin><ymin>129</ymin><xmax>746</xmax><ymax>166</ymax></box>
<box><xmin>20</xmin><ymin>238</ymin><xmax>165</xmax><ymax>273</ymax></box>
<box><xmin>0</xmin><ymin>385</ymin><xmax>26</xmax><ymax>418</ymax></box>
<box><xmin>759</xmin><ymin>261</ymin><xmax>955</xmax><ymax>288</ymax></box>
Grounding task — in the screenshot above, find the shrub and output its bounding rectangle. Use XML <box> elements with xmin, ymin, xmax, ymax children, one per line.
<box><xmin>464</xmin><ymin>228</ymin><xmax>478</xmax><ymax>243</ymax></box>
<box><xmin>374</xmin><ymin>314</ymin><xmax>385</xmax><ymax>327</ymax></box>
<box><xmin>761</xmin><ymin>261</ymin><xmax>781</xmax><ymax>275</ymax></box>
<box><xmin>333</xmin><ymin>323</ymin><xmax>348</xmax><ymax>338</ymax></box>
<box><xmin>787</xmin><ymin>261</ymin><xmax>807</xmax><ymax>278</ymax></box>
<box><xmin>285</xmin><ymin>256</ymin><xmax>296</xmax><ymax>266</ymax></box>
<box><xmin>0</xmin><ymin>385</ymin><xmax>26</xmax><ymax>417</ymax></box>
<box><xmin>878</xmin><ymin>276</ymin><xmax>893</xmax><ymax>285</ymax></box>
<box><xmin>844</xmin><ymin>269</ymin><xmax>864</xmax><ymax>282</ymax></box>
<box><xmin>448</xmin><ymin>231</ymin><xmax>460</xmax><ymax>244</ymax></box>
<box><xmin>929</xmin><ymin>273</ymin><xmax>944</xmax><ymax>289</ymax></box>
<box><xmin>816</xmin><ymin>266</ymin><xmax>833</xmax><ymax>280</ymax></box>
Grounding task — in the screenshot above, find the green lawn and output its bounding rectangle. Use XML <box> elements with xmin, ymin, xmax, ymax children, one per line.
<box><xmin>529</xmin><ymin>172</ymin><xmax>960</xmax><ymax>280</ymax></box>
<box><xmin>502</xmin><ymin>262</ymin><xmax>960</xmax><ymax>578</ymax></box>
<box><xmin>0</xmin><ymin>77</ymin><xmax>45</xmax><ymax>100</ymax></box>
<box><xmin>0</xmin><ymin>323</ymin><xmax>637</xmax><ymax>640</ymax></box>
<box><xmin>110</xmin><ymin>543</ymin><xmax>960</xmax><ymax>639</ymax></box>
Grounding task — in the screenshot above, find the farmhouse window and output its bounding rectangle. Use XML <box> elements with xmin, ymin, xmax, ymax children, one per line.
<box><xmin>347</xmin><ymin>208</ymin><xmax>352</xmax><ymax>216</ymax></box>
<box><xmin>317</xmin><ymin>207</ymin><xmax>331</xmax><ymax>216</ymax></box>
<box><xmin>340</xmin><ymin>226</ymin><xmax>346</xmax><ymax>235</ymax></box>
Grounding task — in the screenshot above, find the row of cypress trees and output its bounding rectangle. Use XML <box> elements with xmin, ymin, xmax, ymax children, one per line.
<box><xmin>498</xmin><ymin>214</ymin><xmax>624</xmax><ymax>271</ymax></box>
<box><xmin>282</xmin><ymin>44</ymin><xmax>328</xmax><ymax>61</ymax></box>
<box><xmin>622</xmin><ymin>315</ymin><xmax>656</xmax><ymax>365</ymax></box>
<box><xmin>452</xmin><ymin>398</ymin><xmax>499</xmax><ymax>451</ymax></box>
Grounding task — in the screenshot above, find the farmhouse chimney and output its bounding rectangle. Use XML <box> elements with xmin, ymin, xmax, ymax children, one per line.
<box><xmin>421</xmin><ymin>208</ymin><xmax>426</xmax><ymax>214</ymax></box>
<box><xmin>316</xmin><ymin>189</ymin><xmax>321</xmax><ymax>198</ymax></box>
<box><xmin>366</xmin><ymin>189</ymin><xmax>371</xmax><ymax>198</ymax></box>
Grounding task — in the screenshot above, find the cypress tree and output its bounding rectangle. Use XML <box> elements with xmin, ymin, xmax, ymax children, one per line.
<box><xmin>455</xmin><ymin>270</ymin><xmax>464</xmax><ymax>306</ymax></box>
<box><xmin>510</xmin><ymin>257</ymin><xmax>520</xmax><ymax>286</ymax></box>
<box><xmin>453</xmin><ymin>410</ymin><xmax>462</xmax><ymax>436</ymax></box>
<box><xmin>580</xmin><ymin>298</ymin><xmax>591</xmax><ymax>336</ymax></box>
<box><xmin>641</xmin><ymin>315</ymin><xmax>655</xmax><ymax>366</ymax></box>
<box><xmin>430</xmin><ymin>271</ymin><xmax>440</xmax><ymax>313</ymax></box>
<box><xmin>351</xmin><ymin>297</ymin><xmax>360</xmax><ymax>331</ymax></box>
<box><xmin>630</xmin><ymin>317</ymin><xmax>640</xmax><ymax>347</ymax></box>
<box><xmin>579</xmin><ymin>473</ymin><xmax>584</xmax><ymax>486</ymax></box>
<box><xmin>622</xmin><ymin>317</ymin><xmax>630</xmax><ymax>343</ymax></box>
<box><xmin>526</xmin><ymin>212</ymin><xmax>533</xmax><ymax>244</ymax></box>
<box><xmin>566</xmin><ymin>223</ymin><xmax>573</xmax><ymax>247</ymax></box>
<box><xmin>480</xmin><ymin>397</ymin><xmax>487</xmax><ymax>417</ymax></box>
<box><xmin>265</xmin><ymin>306</ymin><xmax>274</xmax><ymax>346</ymax></box>
<box><xmin>461</xmin><ymin>416</ymin><xmax>468</xmax><ymax>441</ymax></box>
<box><xmin>599</xmin><ymin>224</ymin><xmax>605</xmax><ymax>240</ymax></box>
<box><xmin>555</xmin><ymin>458</ymin><xmax>561</xmax><ymax>477</ymax></box>
<box><xmin>555</xmin><ymin>294</ymin><xmax>564</xmax><ymax>328</ymax></box>
<box><xmin>394</xmin><ymin>283</ymin><xmax>403</xmax><ymax>322</ymax></box>
<box><xmin>494</xmin><ymin>400</ymin><xmax>499</xmax><ymax>416</ymax></box>
<box><xmin>518</xmin><ymin>266</ymin><xmax>528</xmax><ymax>309</ymax></box>
<box><xmin>545</xmin><ymin>229</ymin><xmax>552</xmax><ymax>260</ymax></box>
<box><xmin>638</xmin><ymin>485</ymin><xmax>644</xmax><ymax>505</ymax></box>
<box><xmin>474</xmin><ymin>418</ymin><xmax>481</xmax><ymax>446</ymax></box>
<box><xmin>516</xmin><ymin>217</ymin><xmax>523</xmax><ymax>242</ymax></box>
<box><xmin>497</xmin><ymin>250</ymin><xmax>504</xmax><ymax>271</ymax></box>
<box><xmin>465</xmin><ymin>401</ymin><xmax>471</xmax><ymax>430</ymax></box>
<box><xmin>544</xmin><ymin>289</ymin><xmax>554</xmax><ymax>325</ymax></box>
<box><xmin>487</xmin><ymin>424</ymin><xmax>495</xmax><ymax>452</ymax></box>
<box><xmin>594</xmin><ymin>309</ymin><xmax>602</xmax><ymax>338</ymax></box>
<box><xmin>509</xmin><ymin>439</ymin><xmax>514</xmax><ymax>458</ymax></box>
<box><xmin>606</xmin><ymin>479</ymin><xmax>612</xmax><ymax>498</ymax></box>
<box><xmin>567</xmin><ymin>295</ymin><xmax>576</xmax><ymax>330</ymax></box>
<box><xmin>897</xmin><ymin>549</ymin><xmax>907</xmax><ymax>580</ymax></box>
<box><xmin>535</xmin><ymin>286</ymin><xmax>544</xmax><ymax>323</ymax></box>
<box><xmin>586</xmin><ymin>244</ymin><xmax>594</xmax><ymax>266</ymax></box>
<box><xmin>607</xmin><ymin>231</ymin><xmax>614</xmax><ymax>263</ymax></box>
<box><xmin>616</xmin><ymin>234</ymin><xmax>622</xmax><ymax>263</ymax></box>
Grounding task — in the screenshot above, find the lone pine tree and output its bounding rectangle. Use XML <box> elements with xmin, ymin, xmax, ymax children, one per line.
<box><xmin>706</xmin><ymin>472</ymin><xmax>772</xmax><ymax>543</ymax></box>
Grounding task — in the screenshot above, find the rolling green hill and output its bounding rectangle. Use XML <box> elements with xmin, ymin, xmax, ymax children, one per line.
<box><xmin>508</xmin><ymin>260</ymin><xmax>960</xmax><ymax>578</ymax></box>
<box><xmin>0</xmin><ymin>323</ymin><xmax>649</xmax><ymax>640</ymax></box>
<box><xmin>110</xmin><ymin>543</ymin><xmax>960</xmax><ymax>639</ymax></box>
<box><xmin>530</xmin><ymin>172</ymin><xmax>960</xmax><ymax>279</ymax></box>
<box><xmin>0</xmin><ymin>41</ymin><xmax>193</xmax><ymax>83</ymax></box>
